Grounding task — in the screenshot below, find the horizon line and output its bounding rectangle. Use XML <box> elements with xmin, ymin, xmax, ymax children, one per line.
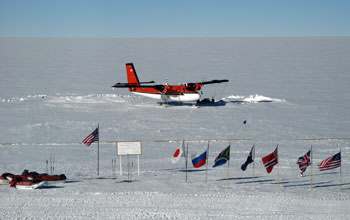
<box><xmin>1</xmin><ymin>35</ymin><xmax>350</xmax><ymax>39</ymax></box>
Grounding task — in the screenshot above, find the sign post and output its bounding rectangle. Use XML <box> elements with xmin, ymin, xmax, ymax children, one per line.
<box><xmin>117</xmin><ymin>141</ymin><xmax>142</xmax><ymax>177</ymax></box>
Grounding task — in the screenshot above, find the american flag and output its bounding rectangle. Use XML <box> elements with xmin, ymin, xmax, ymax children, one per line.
<box><xmin>318</xmin><ymin>152</ymin><xmax>341</xmax><ymax>171</ymax></box>
<box><xmin>262</xmin><ymin>146</ymin><xmax>278</xmax><ymax>174</ymax></box>
<box><xmin>82</xmin><ymin>127</ymin><xmax>99</xmax><ymax>147</ymax></box>
<box><xmin>296</xmin><ymin>150</ymin><xmax>311</xmax><ymax>175</ymax></box>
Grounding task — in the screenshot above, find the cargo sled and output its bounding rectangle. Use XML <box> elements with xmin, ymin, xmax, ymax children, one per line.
<box><xmin>13</xmin><ymin>181</ymin><xmax>46</xmax><ymax>190</ymax></box>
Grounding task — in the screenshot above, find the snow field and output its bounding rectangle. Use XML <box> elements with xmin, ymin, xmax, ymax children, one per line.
<box><xmin>1</xmin><ymin>37</ymin><xmax>350</xmax><ymax>219</ymax></box>
<box><xmin>1</xmin><ymin>140</ymin><xmax>349</xmax><ymax>219</ymax></box>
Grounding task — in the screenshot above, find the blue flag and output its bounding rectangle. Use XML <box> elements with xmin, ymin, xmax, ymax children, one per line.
<box><xmin>241</xmin><ymin>145</ymin><xmax>255</xmax><ymax>171</ymax></box>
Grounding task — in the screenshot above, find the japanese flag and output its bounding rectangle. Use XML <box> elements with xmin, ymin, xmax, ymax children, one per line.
<box><xmin>171</xmin><ymin>147</ymin><xmax>183</xmax><ymax>164</ymax></box>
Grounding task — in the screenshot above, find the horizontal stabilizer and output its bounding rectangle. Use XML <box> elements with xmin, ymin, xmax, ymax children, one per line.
<box><xmin>112</xmin><ymin>81</ymin><xmax>155</xmax><ymax>88</ymax></box>
<box><xmin>112</xmin><ymin>83</ymin><xmax>134</xmax><ymax>88</ymax></box>
<box><xmin>139</xmin><ymin>81</ymin><xmax>156</xmax><ymax>84</ymax></box>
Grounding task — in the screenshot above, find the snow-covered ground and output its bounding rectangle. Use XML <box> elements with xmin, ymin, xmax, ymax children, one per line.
<box><xmin>0</xmin><ymin>37</ymin><xmax>350</xmax><ymax>219</ymax></box>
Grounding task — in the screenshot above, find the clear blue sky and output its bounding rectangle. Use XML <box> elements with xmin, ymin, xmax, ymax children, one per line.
<box><xmin>0</xmin><ymin>0</ymin><xmax>349</xmax><ymax>37</ymax></box>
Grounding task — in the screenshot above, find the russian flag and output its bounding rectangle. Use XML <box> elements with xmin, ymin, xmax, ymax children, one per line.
<box><xmin>191</xmin><ymin>151</ymin><xmax>207</xmax><ymax>168</ymax></box>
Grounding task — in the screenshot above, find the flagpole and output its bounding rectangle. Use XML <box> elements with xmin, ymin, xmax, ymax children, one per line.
<box><xmin>340</xmin><ymin>147</ymin><xmax>342</xmax><ymax>191</ymax></box>
<box><xmin>227</xmin><ymin>142</ymin><xmax>231</xmax><ymax>188</ymax></box>
<box><xmin>310</xmin><ymin>145</ymin><xmax>313</xmax><ymax>192</ymax></box>
<box><xmin>185</xmin><ymin>142</ymin><xmax>188</xmax><ymax>184</ymax></box>
<box><xmin>243</xmin><ymin>121</ymin><xmax>247</xmax><ymax>140</ymax></box>
<box><xmin>119</xmin><ymin>155</ymin><xmax>122</xmax><ymax>176</ymax></box>
<box><xmin>97</xmin><ymin>123</ymin><xmax>100</xmax><ymax>177</ymax></box>
<box><xmin>182</xmin><ymin>140</ymin><xmax>186</xmax><ymax>182</ymax></box>
<box><xmin>49</xmin><ymin>154</ymin><xmax>52</xmax><ymax>175</ymax></box>
<box><xmin>252</xmin><ymin>143</ymin><xmax>255</xmax><ymax>189</ymax></box>
<box><xmin>227</xmin><ymin>157</ymin><xmax>230</xmax><ymax>188</ymax></box>
<box><xmin>205</xmin><ymin>140</ymin><xmax>209</xmax><ymax>185</ymax></box>
<box><xmin>277</xmin><ymin>144</ymin><xmax>280</xmax><ymax>189</ymax></box>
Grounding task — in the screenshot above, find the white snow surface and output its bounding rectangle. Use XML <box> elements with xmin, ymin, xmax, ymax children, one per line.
<box><xmin>1</xmin><ymin>37</ymin><xmax>350</xmax><ymax>219</ymax></box>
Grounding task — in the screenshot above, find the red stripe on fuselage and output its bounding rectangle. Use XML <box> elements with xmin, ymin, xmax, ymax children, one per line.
<box><xmin>129</xmin><ymin>87</ymin><xmax>161</xmax><ymax>94</ymax></box>
<box><xmin>129</xmin><ymin>85</ymin><xmax>200</xmax><ymax>94</ymax></box>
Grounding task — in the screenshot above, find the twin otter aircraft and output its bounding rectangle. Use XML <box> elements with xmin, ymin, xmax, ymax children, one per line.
<box><xmin>112</xmin><ymin>63</ymin><xmax>229</xmax><ymax>103</ymax></box>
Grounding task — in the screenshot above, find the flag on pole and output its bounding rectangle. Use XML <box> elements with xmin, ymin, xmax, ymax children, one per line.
<box><xmin>191</xmin><ymin>151</ymin><xmax>207</xmax><ymax>168</ymax></box>
<box><xmin>296</xmin><ymin>150</ymin><xmax>311</xmax><ymax>176</ymax></box>
<box><xmin>262</xmin><ymin>147</ymin><xmax>278</xmax><ymax>173</ymax></box>
<box><xmin>171</xmin><ymin>147</ymin><xmax>184</xmax><ymax>164</ymax></box>
<box><xmin>213</xmin><ymin>145</ymin><xmax>230</xmax><ymax>168</ymax></box>
<box><xmin>241</xmin><ymin>145</ymin><xmax>255</xmax><ymax>171</ymax></box>
<box><xmin>82</xmin><ymin>127</ymin><xmax>99</xmax><ymax>147</ymax></box>
<box><xmin>318</xmin><ymin>152</ymin><xmax>341</xmax><ymax>171</ymax></box>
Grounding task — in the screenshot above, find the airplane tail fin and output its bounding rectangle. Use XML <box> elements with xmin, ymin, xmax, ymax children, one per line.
<box><xmin>126</xmin><ymin>63</ymin><xmax>140</xmax><ymax>86</ymax></box>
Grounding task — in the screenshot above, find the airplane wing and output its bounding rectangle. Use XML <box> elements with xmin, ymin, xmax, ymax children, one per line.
<box><xmin>200</xmin><ymin>79</ymin><xmax>229</xmax><ymax>85</ymax></box>
<box><xmin>112</xmin><ymin>83</ymin><xmax>166</xmax><ymax>93</ymax></box>
<box><xmin>184</xmin><ymin>79</ymin><xmax>229</xmax><ymax>91</ymax></box>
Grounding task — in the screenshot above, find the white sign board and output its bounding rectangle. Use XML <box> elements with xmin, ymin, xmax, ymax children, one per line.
<box><xmin>117</xmin><ymin>141</ymin><xmax>142</xmax><ymax>156</ymax></box>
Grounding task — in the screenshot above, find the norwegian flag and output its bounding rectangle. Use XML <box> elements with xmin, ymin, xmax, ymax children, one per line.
<box><xmin>296</xmin><ymin>150</ymin><xmax>311</xmax><ymax>176</ymax></box>
<box><xmin>318</xmin><ymin>152</ymin><xmax>341</xmax><ymax>171</ymax></box>
<box><xmin>82</xmin><ymin>127</ymin><xmax>99</xmax><ymax>147</ymax></box>
<box><xmin>262</xmin><ymin>146</ymin><xmax>278</xmax><ymax>174</ymax></box>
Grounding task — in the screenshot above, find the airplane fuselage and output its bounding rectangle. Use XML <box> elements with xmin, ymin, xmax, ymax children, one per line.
<box><xmin>128</xmin><ymin>83</ymin><xmax>202</xmax><ymax>102</ymax></box>
<box><xmin>112</xmin><ymin>63</ymin><xmax>228</xmax><ymax>103</ymax></box>
<box><xmin>132</xmin><ymin>91</ymin><xmax>201</xmax><ymax>102</ymax></box>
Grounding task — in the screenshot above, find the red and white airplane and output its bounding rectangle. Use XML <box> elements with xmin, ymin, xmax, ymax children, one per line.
<box><xmin>112</xmin><ymin>63</ymin><xmax>229</xmax><ymax>102</ymax></box>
